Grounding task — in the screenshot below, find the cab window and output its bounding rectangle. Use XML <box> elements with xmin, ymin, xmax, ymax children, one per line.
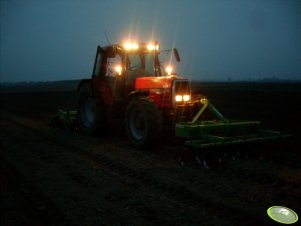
<box><xmin>106</xmin><ymin>55</ymin><xmax>122</xmax><ymax>77</ymax></box>
<box><xmin>126</xmin><ymin>53</ymin><xmax>155</xmax><ymax>76</ymax></box>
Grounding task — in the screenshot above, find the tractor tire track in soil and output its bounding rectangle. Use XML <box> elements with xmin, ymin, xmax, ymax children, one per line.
<box><xmin>2</xmin><ymin>112</ymin><xmax>300</xmax><ymax>225</ymax></box>
<box><xmin>1</xmin><ymin>113</ymin><xmax>260</xmax><ymax>225</ymax></box>
<box><xmin>1</xmin><ymin>158</ymin><xmax>76</xmax><ymax>226</ymax></box>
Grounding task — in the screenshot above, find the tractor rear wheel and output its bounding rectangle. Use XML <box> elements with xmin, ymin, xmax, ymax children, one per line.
<box><xmin>125</xmin><ymin>96</ymin><xmax>162</xmax><ymax>148</ymax></box>
<box><xmin>78</xmin><ymin>83</ymin><xmax>106</xmax><ymax>134</ymax></box>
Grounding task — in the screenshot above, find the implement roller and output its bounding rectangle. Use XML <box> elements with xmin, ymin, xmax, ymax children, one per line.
<box><xmin>175</xmin><ymin>98</ymin><xmax>291</xmax><ymax>149</ymax></box>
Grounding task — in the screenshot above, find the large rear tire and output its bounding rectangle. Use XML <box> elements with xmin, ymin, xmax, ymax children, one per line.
<box><xmin>77</xmin><ymin>83</ymin><xmax>106</xmax><ymax>134</ymax></box>
<box><xmin>125</xmin><ymin>96</ymin><xmax>162</xmax><ymax>148</ymax></box>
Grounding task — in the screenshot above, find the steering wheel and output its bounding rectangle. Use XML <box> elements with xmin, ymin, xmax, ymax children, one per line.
<box><xmin>129</xmin><ymin>65</ymin><xmax>140</xmax><ymax>71</ymax></box>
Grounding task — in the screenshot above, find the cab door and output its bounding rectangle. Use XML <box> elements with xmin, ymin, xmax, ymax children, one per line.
<box><xmin>92</xmin><ymin>46</ymin><xmax>114</xmax><ymax>105</ymax></box>
<box><xmin>92</xmin><ymin>46</ymin><xmax>104</xmax><ymax>77</ymax></box>
<box><xmin>105</xmin><ymin>53</ymin><xmax>124</xmax><ymax>101</ymax></box>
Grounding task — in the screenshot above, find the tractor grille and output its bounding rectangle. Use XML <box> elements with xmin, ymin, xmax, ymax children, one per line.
<box><xmin>174</xmin><ymin>80</ymin><xmax>190</xmax><ymax>94</ymax></box>
<box><xmin>172</xmin><ymin>80</ymin><xmax>191</xmax><ymax>108</ymax></box>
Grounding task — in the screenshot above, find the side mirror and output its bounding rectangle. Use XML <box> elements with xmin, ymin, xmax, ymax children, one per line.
<box><xmin>173</xmin><ymin>48</ymin><xmax>180</xmax><ymax>62</ymax></box>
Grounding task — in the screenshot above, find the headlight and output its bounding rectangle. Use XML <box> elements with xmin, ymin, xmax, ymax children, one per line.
<box><xmin>124</xmin><ymin>42</ymin><xmax>139</xmax><ymax>50</ymax></box>
<box><xmin>114</xmin><ymin>65</ymin><xmax>122</xmax><ymax>75</ymax></box>
<box><xmin>175</xmin><ymin>94</ymin><xmax>191</xmax><ymax>102</ymax></box>
<box><xmin>147</xmin><ymin>43</ymin><xmax>159</xmax><ymax>51</ymax></box>
<box><xmin>165</xmin><ymin>66</ymin><xmax>173</xmax><ymax>75</ymax></box>
<box><xmin>175</xmin><ymin>95</ymin><xmax>183</xmax><ymax>102</ymax></box>
<box><xmin>183</xmin><ymin>94</ymin><xmax>190</xmax><ymax>101</ymax></box>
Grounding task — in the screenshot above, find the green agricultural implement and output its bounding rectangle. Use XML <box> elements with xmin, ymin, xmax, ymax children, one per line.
<box><xmin>175</xmin><ymin>98</ymin><xmax>291</xmax><ymax>150</ymax></box>
<box><xmin>50</xmin><ymin>109</ymin><xmax>78</xmax><ymax>131</ymax></box>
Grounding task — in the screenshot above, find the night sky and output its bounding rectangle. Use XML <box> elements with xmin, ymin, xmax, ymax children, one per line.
<box><xmin>1</xmin><ymin>0</ymin><xmax>301</xmax><ymax>82</ymax></box>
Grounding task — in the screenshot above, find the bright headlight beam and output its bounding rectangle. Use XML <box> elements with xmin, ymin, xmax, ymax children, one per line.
<box><xmin>175</xmin><ymin>95</ymin><xmax>183</xmax><ymax>102</ymax></box>
<box><xmin>147</xmin><ymin>43</ymin><xmax>159</xmax><ymax>51</ymax></box>
<box><xmin>175</xmin><ymin>94</ymin><xmax>190</xmax><ymax>102</ymax></box>
<box><xmin>132</xmin><ymin>43</ymin><xmax>139</xmax><ymax>50</ymax></box>
<box><xmin>183</xmin><ymin>95</ymin><xmax>190</xmax><ymax>102</ymax></box>
<box><xmin>115</xmin><ymin>65</ymin><xmax>122</xmax><ymax>75</ymax></box>
<box><xmin>165</xmin><ymin>66</ymin><xmax>173</xmax><ymax>75</ymax></box>
<box><xmin>124</xmin><ymin>42</ymin><xmax>139</xmax><ymax>50</ymax></box>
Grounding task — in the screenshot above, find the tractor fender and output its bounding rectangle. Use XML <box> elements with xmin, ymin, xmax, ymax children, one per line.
<box><xmin>77</xmin><ymin>78</ymin><xmax>104</xmax><ymax>102</ymax></box>
<box><xmin>126</xmin><ymin>90</ymin><xmax>150</xmax><ymax>104</ymax></box>
<box><xmin>77</xmin><ymin>79</ymin><xmax>92</xmax><ymax>92</ymax></box>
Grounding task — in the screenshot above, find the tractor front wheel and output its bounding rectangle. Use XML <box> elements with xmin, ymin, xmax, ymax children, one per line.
<box><xmin>125</xmin><ymin>97</ymin><xmax>162</xmax><ymax>148</ymax></box>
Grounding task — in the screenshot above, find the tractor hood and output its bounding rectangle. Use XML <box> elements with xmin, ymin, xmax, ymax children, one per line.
<box><xmin>135</xmin><ymin>76</ymin><xmax>187</xmax><ymax>90</ymax></box>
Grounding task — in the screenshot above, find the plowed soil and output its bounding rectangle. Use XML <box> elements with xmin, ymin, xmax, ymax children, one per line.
<box><xmin>1</xmin><ymin>82</ymin><xmax>301</xmax><ymax>226</ymax></box>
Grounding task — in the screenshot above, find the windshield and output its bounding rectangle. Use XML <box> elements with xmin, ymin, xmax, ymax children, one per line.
<box><xmin>125</xmin><ymin>52</ymin><xmax>161</xmax><ymax>76</ymax></box>
<box><xmin>158</xmin><ymin>49</ymin><xmax>179</xmax><ymax>76</ymax></box>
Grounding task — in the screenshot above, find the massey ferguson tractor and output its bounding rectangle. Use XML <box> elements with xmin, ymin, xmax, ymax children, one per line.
<box><xmin>77</xmin><ymin>41</ymin><xmax>289</xmax><ymax>149</ymax></box>
<box><xmin>77</xmin><ymin>41</ymin><xmax>195</xmax><ymax>147</ymax></box>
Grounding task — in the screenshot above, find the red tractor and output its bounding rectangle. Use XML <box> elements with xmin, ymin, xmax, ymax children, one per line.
<box><xmin>77</xmin><ymin>41</ymin><xmax>197</xmax><ymax>147</ymax></box>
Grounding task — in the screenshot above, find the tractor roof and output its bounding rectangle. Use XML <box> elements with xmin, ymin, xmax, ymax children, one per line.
<box><xmin>101</xmin><ymin>42</ymin><xmax>159</xmax><ymax>55</ymax></box>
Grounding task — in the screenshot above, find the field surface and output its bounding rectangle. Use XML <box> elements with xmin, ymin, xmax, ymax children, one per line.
<box><xmin>1</xmin><ymin>82</ymin><xmax>301</xmax><ymax>226</ymax></box>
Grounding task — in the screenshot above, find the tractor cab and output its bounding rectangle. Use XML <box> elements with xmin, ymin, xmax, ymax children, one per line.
<box><xmin>91</xmin><ymin>42</ymin><xmax>183</xmax><ymax>100</ymax></box>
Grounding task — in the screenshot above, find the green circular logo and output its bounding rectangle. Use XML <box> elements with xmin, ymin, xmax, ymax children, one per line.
<box><xmin>267</xmin><ymin>206</ymin><xmax>298</xmax><ymax>224</ymax></box>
